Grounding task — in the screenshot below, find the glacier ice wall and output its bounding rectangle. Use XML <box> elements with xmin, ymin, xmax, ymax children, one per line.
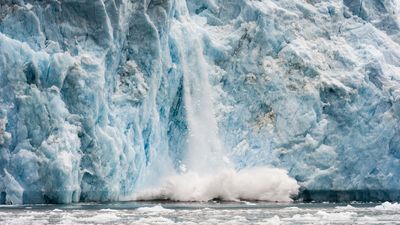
<box><xmin>202</xmin><ymin>0</ymin><xmax>400</xmax><ymax>192</ymax></box>
<box><xmin>0</xmin><ymin>0</ymin><xmax>400</xmax><ymax>204</ymax></box>
<box><xmin>0</xmin><ymin>0</ymin><xmax>178</xmax><ymax>204</ymax></box>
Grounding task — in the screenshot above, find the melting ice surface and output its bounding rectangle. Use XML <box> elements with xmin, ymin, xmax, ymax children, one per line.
<box><xmin>1</xmin><ymin>0</ymin><xmax>400</xmax><ymax>204</ymax></box>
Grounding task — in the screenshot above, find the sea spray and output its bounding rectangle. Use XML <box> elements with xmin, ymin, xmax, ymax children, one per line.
<box><xmin>135</xmin><ymin>167</ymin><xmax>299</xmax><ymax>202</ymax></box>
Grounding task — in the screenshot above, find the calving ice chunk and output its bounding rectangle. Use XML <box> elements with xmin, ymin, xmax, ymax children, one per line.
<box><xmin>0</xmin><ymin>0</ymin><xmax>400</xmax><ymax>204</ymax></box>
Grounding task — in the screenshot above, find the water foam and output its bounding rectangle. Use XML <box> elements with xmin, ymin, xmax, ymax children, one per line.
<box><xmin>135</xmin><ymin>167</ymin><xmax>299</xmax><ymax>202</ymax></box>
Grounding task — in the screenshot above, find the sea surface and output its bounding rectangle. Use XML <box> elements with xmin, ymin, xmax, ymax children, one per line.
<box><xmin>1</xmin><ymin>201</ymin><xmax>400</xmax><ymax>224</ymax></box>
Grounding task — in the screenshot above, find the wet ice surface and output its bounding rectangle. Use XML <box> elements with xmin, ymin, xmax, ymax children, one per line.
<box><xmin>1</xmin><ymin>202</ymin><xmax>400</xmax><ymax>225</ymax></box>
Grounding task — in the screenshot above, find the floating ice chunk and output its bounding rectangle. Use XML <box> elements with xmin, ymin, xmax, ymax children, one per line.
<box><xmin>262</xmin><ymin>215</ymin><xmax>281</xmax><ymax>225</ymax></box>
<box><xmin>335</xmin><ymin>205</ymin><xmax>356</xmax><ymax>210</ymax></box>
<box><xmin>290</xmin><ymin>211</ymin><xmax>357</xmax><ymax>222</ymax></box>
<box><xmin>136</xmin><ymin>205</ymin><xmax>174</xmax><ymax>213</ymax></box>
<box><xmin>136</xmin><ymin>217</ymin><xmax>175</xmax><ymax>224</ymax></box>
<box><xmin>284</xmin><ymin>207</ymin><xmax>300</xmax><ymax>211</ymax></box>
<box><xmin>99</xmin><ymin>209</ymin><xmax>118</xmax><ymax>212</ymax></box>
<box><xmin>315</xmin><ymin>211</ymin><xmax>357</xmax><ymax>220</ymax></box>
<box><xmin>73</xmin><ymin>213</ymin><xmax>120</xmax><ymax>223</ymax></box>
<box><xmin>375</xmin><ymin>202</ymin><xmax>400</xmax><ymax>210</ymax></box>
<box><xmin>243</xmin><ymin>201</ymin><xmax>256</xmax><ymax>205</ymax></box>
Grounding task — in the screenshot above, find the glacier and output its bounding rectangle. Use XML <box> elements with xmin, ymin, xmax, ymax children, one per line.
<box><xmin>0</xmin><ymin>0</ymin><xmax>400</xmax><ymax>204</ymax></box>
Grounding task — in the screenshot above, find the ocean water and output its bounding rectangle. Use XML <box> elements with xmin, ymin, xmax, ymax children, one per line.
<box><xmin>1</xmin><ymin>201</ymin><xmax>400</xmax><ymax>225</ymax></box>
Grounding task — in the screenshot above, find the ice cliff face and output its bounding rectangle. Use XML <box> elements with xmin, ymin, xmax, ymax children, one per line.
<box><xmin>0</xmin><ymin>0</ymin><xmax>400</xmax><ymax>204</ymax></box>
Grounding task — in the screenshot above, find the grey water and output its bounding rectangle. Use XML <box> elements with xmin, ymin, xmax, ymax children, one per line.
<box><xmin>1</xmin><ymin>201</ymin><xmax>400</xmax><ymax>225</ymax></box>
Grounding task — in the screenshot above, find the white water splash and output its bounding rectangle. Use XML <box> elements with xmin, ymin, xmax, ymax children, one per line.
<box><xmin>135</xmin><ymin>167</ymin><xmax>299</xmax><ymax>202</ymax></box>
